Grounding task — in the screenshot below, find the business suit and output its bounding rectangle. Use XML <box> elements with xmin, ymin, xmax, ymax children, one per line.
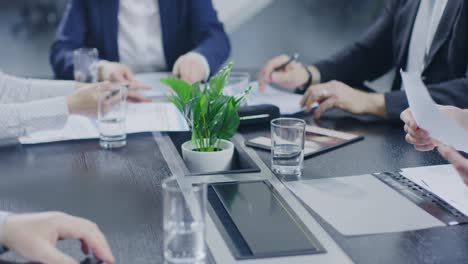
<box><xmin>50</xmin><ymin>0</ymin><xmax>231</xmax><ymax>80</ymax></box>
<box><xmin>313</xmin><ymin>0</ymin><xmax>468</xmax><ymax>120</ymax></box>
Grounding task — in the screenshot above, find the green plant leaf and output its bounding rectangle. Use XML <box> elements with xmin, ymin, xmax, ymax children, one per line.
<box><xmin>217</xmin><ymin>98</ymin><xmax>240</xmax><ymax>140</ymax></box>
<box><xmin>161</xmin><ymin>77</ymin><xmax>192</xmax><ymax>104</ymax></box>
<box><xmin>208</xmin><ymin>62</ymin><xmax>233</xmax><ymax>99</ymax></box>
<box><xmin>167</xmin><ymin>95</ymin><xmax>184</xmax><ymax>112</ymax></box>
<box><xmin>165</xmin><ymin>61</ymin><xmax>244</xmax><ymax>152</ymax></box>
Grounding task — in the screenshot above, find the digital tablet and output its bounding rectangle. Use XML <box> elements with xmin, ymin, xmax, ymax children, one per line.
<box><xmin>245</xmin><ymin>125</ymin><xmax>364</xmax><ymax>158</ymax></box>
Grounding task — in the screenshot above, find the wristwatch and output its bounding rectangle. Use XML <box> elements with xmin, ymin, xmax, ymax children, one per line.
<box><xmin>295</xmin><ymin>64</ymin><xmax>313</xmax><ymax>94</ymax></box>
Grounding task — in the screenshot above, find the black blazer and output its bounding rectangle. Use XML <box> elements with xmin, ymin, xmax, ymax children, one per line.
<box><xmin>314</xmin><ymin>0</ymin><xmax>468</xmax><ymax>121</ymax></box>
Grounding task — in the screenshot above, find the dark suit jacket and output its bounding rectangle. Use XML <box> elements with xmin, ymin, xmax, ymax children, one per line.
<box><xmin>50</xmin><ymin>0</ymin><xmax>231</xmax><ymax>80</ymax></box>
<box><xmin>314</xmin><ymin>0</ymin><xmax>468</xmax><ymax>121</ymax></box>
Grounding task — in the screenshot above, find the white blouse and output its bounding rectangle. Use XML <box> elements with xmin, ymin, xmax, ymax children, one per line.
<box><xmin>117</xmin><ymin>0</ymin><xmax>210</xmax><ymax>79</ymax></box>
<box><xmin>118</xmin><ymin>0</ymin><xmax>166</xmax><ymax>73</ymax></box>
<box><xmin>0</xmin><ymin>72</ymin><xmax>75</xmax><ymax>146</ymax></box>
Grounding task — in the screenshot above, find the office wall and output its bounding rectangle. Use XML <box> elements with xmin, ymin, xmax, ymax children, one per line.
<box><xmin>0</xmin><ymin>0</ymin><xmax>384</xmax><ymax>80</ymax></box>
<box><xmin>229</xmin><ymin>0</ymin><xmax>383</xmax><ymax>68</ymax></box>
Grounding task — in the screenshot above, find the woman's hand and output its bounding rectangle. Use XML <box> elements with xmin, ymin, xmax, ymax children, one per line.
<box><xmin>66</xmin><ymin>82</ymin><xmax>123</xmax><ymax>118</ymax></box>
<box><xmin>1</xmin><ymin>212</ymin><xmax>115</xmax><ymax>264</ymax></box>
<box><xmin>172</xmin><ymin>52</ymin><xmax>209</xmax><ymax>84</ymax></box>
<box><xmin>98</xmin><ymin>61</ymin><xmax>150</xmax><ymax>90</ymax></box>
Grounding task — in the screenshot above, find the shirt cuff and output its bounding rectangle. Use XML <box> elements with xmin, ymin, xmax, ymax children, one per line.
<box><xmin>188</xmin><ymin>52</ymin><xmax>211</xmax><ymax>81</ymax></box>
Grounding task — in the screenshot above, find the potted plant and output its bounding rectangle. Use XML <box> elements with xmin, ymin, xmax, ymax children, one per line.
<box><xmin>161</xmin><ymin>63</ymin><xmax>251</xmax><ymax>173</ymax></box>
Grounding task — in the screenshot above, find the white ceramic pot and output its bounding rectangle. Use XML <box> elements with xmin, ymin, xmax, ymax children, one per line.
<box><xmin>181</xmin><ymin>139</ymin><xmax>234</xmax><ymax>174</ymax></box>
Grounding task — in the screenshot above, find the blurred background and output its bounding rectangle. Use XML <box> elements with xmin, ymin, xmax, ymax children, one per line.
<box><xmin>0</xmin><ymin>0</ymin><xmax>385</xmax><ymax>80</ymax></box>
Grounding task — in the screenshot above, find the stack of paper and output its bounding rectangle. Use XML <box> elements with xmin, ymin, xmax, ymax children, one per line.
<box><xmin>19</xmin><ymin>103</ymin><xmax>189</xmax><ymax>144</ymax></box>
<box><xmin>401</xmin><ymin>165</ymin><xmax>468</xmax><ymax>217</ymax></box>
<box><xmin>137</xmin><ymin>72</ymin><xmax>313</xmax><ymax>115</ymax></box>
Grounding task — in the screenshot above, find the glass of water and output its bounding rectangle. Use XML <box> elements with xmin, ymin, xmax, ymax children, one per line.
<box><xmin>73</xmin><ymin>48</ymin><xmax>99</xmax><ymax>83</ymax></box>
<box><xmin>271</xmin><ymin>118</ymin><xmax>306</xmax><ymax>177</ymax></box>
<box><xmin>98</xmin><ymin>84</ymin><xmax>128</xmax><ymax>149</ymax></box>
<box><xmin>225</xmin><ymin>72</ymin><xmax>250</xmax><ymax>99</ymax></box>
<box><xmin>163</xmin><ymin>177</ymin><xmax>207</xmax><ymax>264</ymax></box>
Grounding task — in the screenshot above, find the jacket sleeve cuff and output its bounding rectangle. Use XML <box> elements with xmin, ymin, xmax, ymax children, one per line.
<box><xmin>384</xmin><ymin>91</ymin><xmax>409</xmax><ymax>122</ymax></box>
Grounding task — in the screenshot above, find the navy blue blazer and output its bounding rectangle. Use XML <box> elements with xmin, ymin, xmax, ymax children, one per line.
<box><xmin>50</xmin><ymin>0</ymin><xmax>231</xmax><ymax>80</ymax></box>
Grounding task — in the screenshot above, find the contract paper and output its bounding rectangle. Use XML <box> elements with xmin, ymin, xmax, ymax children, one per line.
<box><xmin>136</xmin><ymin>72</ymin><xmax>173</xmax><ymax>98</ymax></box>
<box><xmin>246</xmin><ymin>81</ymin><xmax>314</xmax><ymax>115</ymax></box>
<box><xmin>20</xmin><ymin>103</ymin><xmax>188</xmax><ymax>144</ymax></box>
<box><xmin>401</xmin><ymin>165</ymin><xmax>468</xmax><ymax>217</ymax></box>
<box><xmin>285</xmin><ymin>174</ymin><xmax>444</xmax><ymax>236</ymax></box>
<box><xmin>137</xmin><ymin>73</ymin><xmax>312</xmax><ymax>115</ymax></box>
<box><xmin>401</xmin><ymin>71</ymin><xmax>468</xmax><ymax>152</ymax></box>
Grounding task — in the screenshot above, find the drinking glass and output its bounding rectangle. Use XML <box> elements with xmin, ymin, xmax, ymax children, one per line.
<box><xmin>225</xmin><ymin>72</ymin><xmax>250</xmax><ymax>99</ymax></box>
<box><xmin>73</xmin><ymin>48</ymin><xmax>99</xmax><ymax>83</ymax></box>
<box><xmin>271</xmin><ymin>118</ymin><xmax>306</xmax><ymax>177</ymax></box>
<box><xmin>98</xmin><ymin>84</ymin><xmax>128</xmax><ymax>149</ymax></box>
<box><xmin>163</xmin><ymin>177</ymin><xmax>207</xmax><ymax>264</ymax></box>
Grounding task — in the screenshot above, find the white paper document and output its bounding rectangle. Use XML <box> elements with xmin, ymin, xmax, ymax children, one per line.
<box><xmin>401</xmin><ymin>71</ymin><xmax>468</xmax><ymax>152</ymax></box>
<box><xmin>246</xmin><ymin>81</ymin><xmax>314</xmax><ymax>115</ymax></box>
<box><xmin>401</xmin><ymin>165</ymin><xmax>468</xmax><ymax>217</ymax></box>
<box><xmin>20</xmin><ymin>103</ymin><xmax>188</xmax><ymax>144</ymax></box>
<box><xmin>285</xmin><ymin>174</ymin><xmax>444</xmax><ymax>236</ymax></box>
<box><xmin>136</xmin><ymin>72</ymin><xmax>173</xmax><ymax>98</ymax></box>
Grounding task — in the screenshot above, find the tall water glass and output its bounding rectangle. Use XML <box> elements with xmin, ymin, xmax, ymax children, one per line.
<box><xmin>163</xmin><ymin>177</ymin><xmax>207</xmax><ymax>263</ymax></box>
<box><xmin>98</xmin><ymin>84</ymin><xmax>128</xmax><ymax>149</ymax></box>
<box><xmin>225</xmin><ymin>72</ymin><xmax>250</xmax><ymax>99</ymax></box>
<box><xmin>271</xmin><ymin>118</ymin><xmax>306</xmax><ymax>177</ymax></box>
<box><xmin>73</xmin><ymin>48</ymin><xmax>99</xmax><ymax>83</ymax></box>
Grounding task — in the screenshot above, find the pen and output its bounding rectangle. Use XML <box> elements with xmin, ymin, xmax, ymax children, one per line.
<box><xmin>106</xmin><ymin>90</ymin><xmax>120</xmax><ymax>100</ymax></box>
<box><xmin>274</xmin><ymin>52</ymin><xmax>299</xmax><ymax>72</ymax></box>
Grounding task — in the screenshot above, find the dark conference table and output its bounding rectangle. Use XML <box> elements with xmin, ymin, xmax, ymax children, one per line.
<box><xmin>1</xmin><ymin>103</ymin><xmax>467</xmax><ymax>263</ymax></box>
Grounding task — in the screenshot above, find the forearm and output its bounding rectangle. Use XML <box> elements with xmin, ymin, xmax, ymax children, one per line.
<box><xmin>27</xmin><ymin>78</ymin><xmax>76</xmax><ymax>100</ymax></box>
<box><xmin>364</xmin><ymin>93</ymin><xmax>388</xmax><ymax>118</ymax></box>
<box><xmin>0</xmin><ymin>97</ymin><xmax>69</xmax><ymax>145</ymax></box>
<box><xmin>0</xmin><ymin>72</ymin><xmax>75</xmax><ymax>103</ymax></box>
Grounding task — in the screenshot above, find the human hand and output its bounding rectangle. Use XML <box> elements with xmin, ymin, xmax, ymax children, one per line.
<box><xmin>301</xmin><ymin>80</ymin><xmax>386</xmax><ymax>119</ymax></box>
<box><xmin>258</xmin><ymin>54</ymin><xmax>309</xmax><ymax>91</ymax></box>
<box><xmin>400</xmin><ymin>108</ymin><xmax>435</xmax><ymax>151</ymax></box>
<box><xmin>0</xmin><ymin>212</ymin><xmax>114</xmax><ymax>264</ymax></box>
<box><xmin>66</xmin><ymin>82</ymin><xmax>123</xmax><ymax>118</ymax></box>
<box><xmin>172</xmin><ymin>53</ymin><xmax>208</xmax><ymax>84</ymax></box>
<box><xmin>401</xmin><ymin>106</ymin><xmax>468</xmax><ymax>151</ymax></box>
<box><xmin>98</xmin><ymin>61</ymin><xmax>150</xmax><ymax>90</ymax></box>
<box><xmin>438</xmin><ymin>145</ymin><xmax>468</xmax><ymax>185</ymax></box>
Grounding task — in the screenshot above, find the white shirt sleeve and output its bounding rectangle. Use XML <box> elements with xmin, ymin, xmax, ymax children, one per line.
<box><xmin>0</xmin><ymin>71</ymin><xmax>75</xmax><ymax>104</ymax></box>
<box><xmin>0</xmin><ymin>97</ymin><xmax>69</xmax><ymax>146</ymax></box>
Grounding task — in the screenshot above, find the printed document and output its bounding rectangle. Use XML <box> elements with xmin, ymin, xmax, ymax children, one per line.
<box><xmin>20</xmin><ymin>103</ymin><xmax>188</xmax><ymax>144</ymax></box>
<box><xmin>402</xmin><ymin>165</ymin><xmax>468</xmax><ymax>217</ymax></box>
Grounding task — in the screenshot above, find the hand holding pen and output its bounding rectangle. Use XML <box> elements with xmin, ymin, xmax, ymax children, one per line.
<box><xmin>258</xmin><ymin>53</ymin><xmax>310</xmax><ymax>92</ymax></box>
